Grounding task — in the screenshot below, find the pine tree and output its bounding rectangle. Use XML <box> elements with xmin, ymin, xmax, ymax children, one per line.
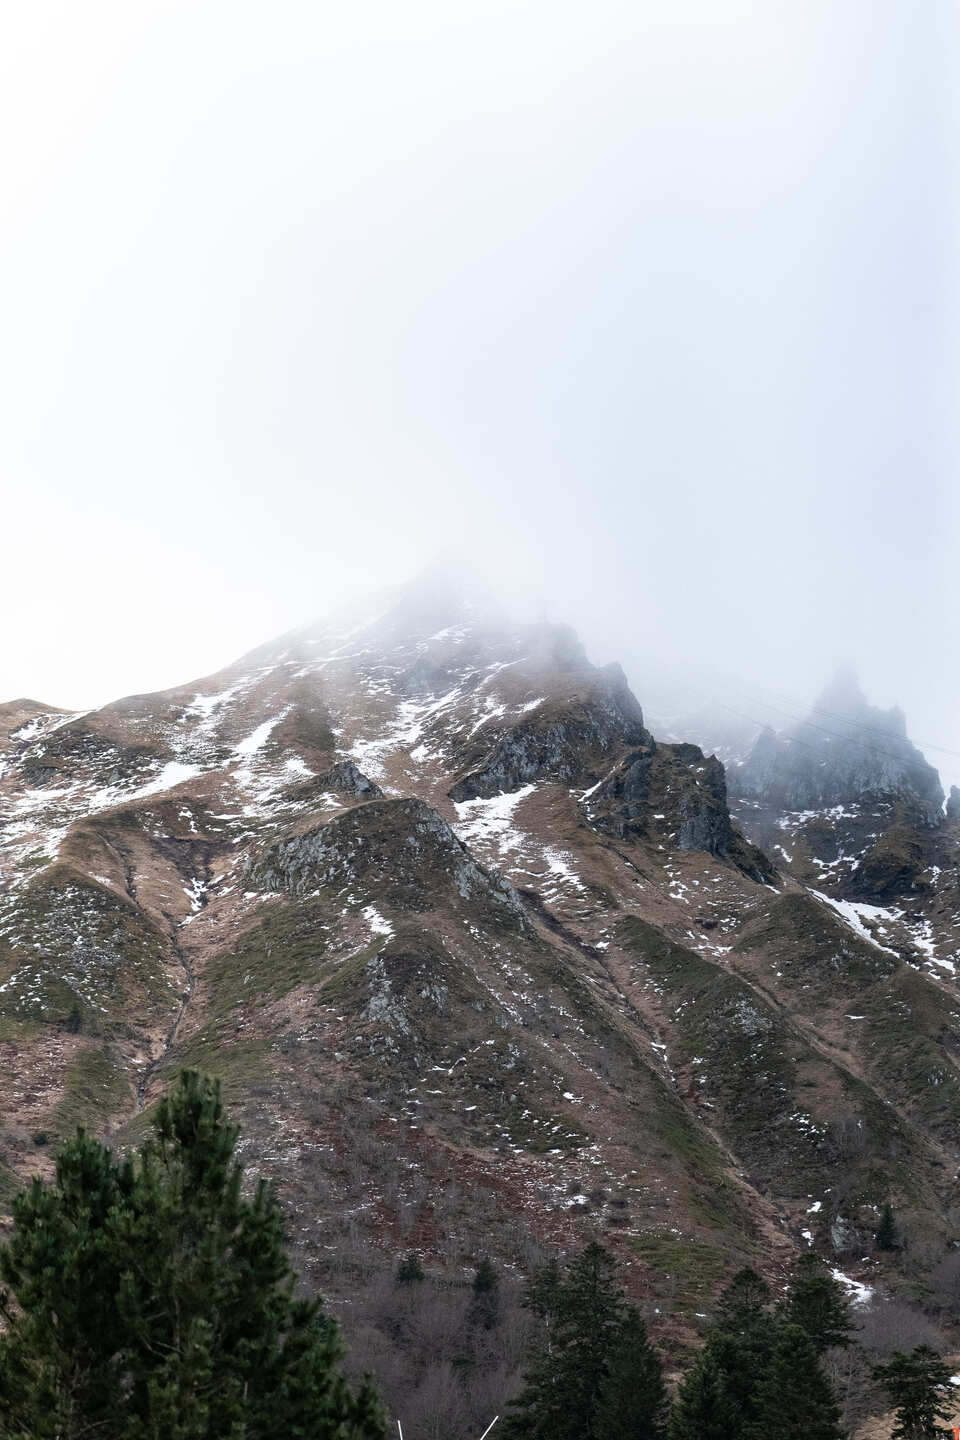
<box><xmin>505</xmin><ymin>1242</ymin><xmax>665</xmax><ymax>1440</ymax></box>
<box><xmin>469</xmin><ymin>1257</ymin><xmax>500</xmax><ymax>1329</ymax></box>
<box><xmin>595</xmin><ymin>1306</ymin><xmax>668</xmax><ymax>1440</ymax></box>
<box><xmin>668</xmin><ymin>1348</ymin><xmax>747</xmax><ymax>1440</ymax></box>
<box><xmin>876</xmin><ymin>1203</ymin><xmax>901</xmax><ymax>1252</ymax></box>
<box><xmin>780</xmin><ymin>1252</ymin><xmax>854</xmax><ymax>1354</ymax></box>
<box><xmin>396</xmin><ymin>1253</ymin><xmax>425</xmax><ymax>1284</ymax></box>
<box><xmin>714</xmin><ymin>1267</ymin><xmax>772</xmax><ymax>1331</ymax></box>
<box><xmin>873</xmin><ymin>1346</ymin><xmax>956</xmax><ymax>1440</ymax></box>
<box><xmin>707</xmin><ymin>1268</ymin><xmax>780</xmax><ymax>1426</ymax></box>
<box><xmin>0</xmin><ymin>1070</ymin><xmax>386</xmax><ymax>1440</ymax></box>
<box><xmin>747</xmin><ymin>1323</ymin><xmax>845</xmax><ymax>1440</ymax></box>
<box><xmin>473</xmin><ymin>1257</ymin><xmax>498</xmax><ymax>1294</ymax></box>
<box><xmin>670</xmin><ymin>1266</ymin><xmax>782</xmax><ymax>1440</ymax></box>
<box><xmin>0</xmin><ymin>1130</ymin><xmax>135</xmax><ymax>1439</ymax></box>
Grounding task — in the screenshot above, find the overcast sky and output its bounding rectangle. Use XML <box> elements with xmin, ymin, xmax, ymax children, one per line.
<box><xmin>0</xmin><ymin>2</ymin><xmax>957</xmax><ymax>777</ymax></box>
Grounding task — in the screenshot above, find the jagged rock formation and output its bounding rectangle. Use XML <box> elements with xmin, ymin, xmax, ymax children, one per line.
<box><xmin>251</xmin><ymin>797</ymin><xmax>524</xmax><ymax>923</ymax></box>
<box><xmin>449</xmin><ymin>663</ymin><xmax>647</xmax><ymax>801</ymax></box>
<box><xmin>722</xmin><ymin>669</ymin><xmax>960</xmax><ymax>981</ymax></box>
<box><xmin>732</xmin><ymin>669</ymin><xmax>943</xmax><ymax>822</ymax></box>
<box><xmin>2</xmin><ymin>583</ymin><xmax>960</xmax><ymax>1345</ymax></box>
<box><xmin>584</xmin><ymin>740</ymin><xmax>774</xmax><ymax>882</ymax></box>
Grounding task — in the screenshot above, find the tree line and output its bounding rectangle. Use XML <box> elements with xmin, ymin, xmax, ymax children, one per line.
<box><xmin>0</xmin><ymin>1072</ymin><xmax>955</xmax><ymax>1439</ymax></box>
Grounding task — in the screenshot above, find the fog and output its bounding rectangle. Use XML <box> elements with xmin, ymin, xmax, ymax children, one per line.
<box><xmin>1</xmin><ymin>3</ymin><xmax>957</xmax><ymax>781</ymax></box>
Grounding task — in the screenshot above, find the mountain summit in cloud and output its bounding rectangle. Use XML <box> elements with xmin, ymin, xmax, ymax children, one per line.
<box><xmin>731</xmin><ymin>667</ymin><xmax>944</xmax><ymax>823</ymax></box>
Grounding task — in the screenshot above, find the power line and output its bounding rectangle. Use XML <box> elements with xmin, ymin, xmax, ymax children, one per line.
<box><xmin>742</xmin><ymin>683</ymin><xmax>960</xmax><ymax>761</ymax></box>
<box><xmin>706</xmin><ymin>697</ymin><xmax>949</xmax><ymax>785</ymax></box>
<box><xmin>657</xmin><ymin>674</ymin><xmax>958</xmax><ymax>778</ymax></box>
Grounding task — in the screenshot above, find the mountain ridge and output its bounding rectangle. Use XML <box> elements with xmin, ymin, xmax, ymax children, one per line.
<box><xmin>2</xmin><ymin>583</ymin><xmax>959</xmax><ymax>1364</ymax></box>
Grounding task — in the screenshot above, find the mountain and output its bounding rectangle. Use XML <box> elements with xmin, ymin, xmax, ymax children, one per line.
<box><xmin>726</xmin><ymin>671</ymin><xmax>960</xmax><ymax>978</ymax></box>
<box><xmin>2</xmin><ymin>584</ymin><xmax>960</xmax><ymax>1353</ymax></box>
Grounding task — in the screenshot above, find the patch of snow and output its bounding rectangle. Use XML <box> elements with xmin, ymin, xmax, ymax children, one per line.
<box><xmin>542</xmin><ymin>847</ymin><xmax>586</xmax><ymax>894</ymax></box>
<box><xmin>452</xmin><ymin>785</ymin><xmax>537</xmax><ymax>855</ymax></box>
<box><xmin>234</xmin><ymin>715</ymin><xmax>285</xmax><ymax>758</ymax></box>
<box><xmin>363</xmin><ymin>904</ymin><xmax>394</xmax><ymax>939</ymax></box>
<box><xmin>830</xmin><ymin>1269</ymin><xmax>873</xmax><ymax>1306</ymax></box>
<box><xmin>88</xmin><ymin>761</ymin><xmax>202</xmax><ymax>809</ymax></box>
<box><xmin>184</xmin><ymin>877</ymin><xmax>206</xmax><ymax>912</ymax></box>
<box><xmin>284</xmin><ymin>755</ymin><xmax>313</xmax><ymax>778</ymax></box>
<box><xmin>184</xmin><ymin>683</ymin><xmax>243</xmax><ymax>721</ymax></box>
<box><xmin>812</xmin><ymin>891</ymin><xmax>900</xmax><ymax>956</ymax></box>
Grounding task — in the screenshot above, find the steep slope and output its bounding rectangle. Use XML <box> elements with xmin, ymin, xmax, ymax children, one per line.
<box><xmin>1</xmin><ymin>586</ymin><xmax>959</xmax><ymax>1334</ymax></box>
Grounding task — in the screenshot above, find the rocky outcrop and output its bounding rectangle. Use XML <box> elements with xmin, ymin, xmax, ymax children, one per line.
<box><xmin>285</xmin><ymin>760</ymin><xmax>383</xmax><ymax>806</ymax></box>
<box><xmin>249</xmin><ymin>797</ymin><xmax>524</xmax><ymax>922</ymax></box>
<box><xmin>317</xmin><ymin>760</ymin><xmax>383</xmax><ymax>799</ymax></box>
<box><xmin>17</xmin><ymin>721</ymin><xmax>166</xmax><ymax>790</ymax></box>
<box><xmin>731</xmin><ymin>671</ymin><xmax>944</xmax><ymax>822</ymax></box>
<box><xmin>449</xmin><ymin>666</ymin><xmax>649</xmax><ymax>802</ymax></box>
<box><xmin>849</xmin><ymin>823</ymin><xmax>929</xmax><ymax>902</ymax></box>
<box><xmin>586</xmin><ymin>741</ymin><xmax>775</xmax><ymax>880</ymax></box>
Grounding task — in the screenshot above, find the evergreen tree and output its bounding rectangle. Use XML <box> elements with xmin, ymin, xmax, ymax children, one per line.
<box><xmin>0</xmin><ymin>1070</ymin><xmax>386</xmax><ymax>1440</ymax></box>
<box><xmin>668</xmin><ymin>1348</ymin><xmax>750</xmax><ymax>1440</ymax></box>
<box><xmin>714</xmin><ymin>1267</ymin><xmax>772</xmax><ymax>1332</ymax></box>
<box><xmin>473</xmin><ymin>1257</ymin><xmax>498</xmax><ymax>1294</ymax></box>
<box><xmin>876</xmin><ymin>1203</ymin><xmax>901</xmax><ymax>1252</ymax></box>
<box><xmin>396</xmin><ymin>1254</ymin><xmax>425</xmax><ymax>1284</ymax></box>
<box><xmin>595</xmin><ymin>1306</ymin><xmax>668</xmax><ymax>1440</ymax></box>
<box><xmin>523</xmin><ymin>1255</ymin><xmax>561</xmax><ymax>1320</ymax></box>
<box><xmin>747</xmin><ymin>1323</ymin><xmax>845</xmax><ymax>1440</ymax></box>
<box><xmin>469</xmin><ymin>1257</ymin><xmax>500</xmax><ymax>1329</ymax></box>
<box><xmin>505</xmin><ymin>1242</ymin><xmax>665</xmax><ymax>1440</ymax></box>
<box><xmin>703</xmin><ymin>1268</ymin><xmax>780</xmax><ymax>1428</ymax></box>
<box><xmin>873</xmin><ymin>1346</ymin><xmax>955</xmax><ymax>1440</ymax></box>
<box><xmin>672</xmin><ymin>1266</ymin><xmax>848</xmax><ymax>1440</ymax></box>
<box><xmin>780</xmin><ymin>1252</ymin><xmax>854</xmax><ymax>1355</ymax></box>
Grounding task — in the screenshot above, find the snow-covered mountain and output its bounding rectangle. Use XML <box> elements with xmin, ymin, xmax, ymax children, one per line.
<box><xmin>2</xmin><ymin>581</ymin><xmax>959</xmax><ymax>1335</ymax></box>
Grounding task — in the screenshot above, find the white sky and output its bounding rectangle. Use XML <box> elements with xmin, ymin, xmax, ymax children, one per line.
<box><xmin>0</xmin><ymin>2</ymin><xmax>957</xmax><ymax>778</ymax></box>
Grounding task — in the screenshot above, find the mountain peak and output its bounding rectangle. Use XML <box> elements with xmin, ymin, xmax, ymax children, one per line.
<box><xmin>732</xmin><ymin>674</ymin><xmax>942</xmax><ymax>823</ymax></box>
<box><xmin>813</xmin><ymin>664</ymin><xmax>867</xmax><ymax>717</ymax></box>
<box><xmin>811</xmin><ymin>666</ymin><xmax>905</xmax><ymax>739</ymax></box>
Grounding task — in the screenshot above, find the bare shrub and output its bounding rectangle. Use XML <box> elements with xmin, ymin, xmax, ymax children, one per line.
<box><xmin>855</xmin><ymin>1295</ymin><xmax>944</xmax><ymax>1357</ymax></box>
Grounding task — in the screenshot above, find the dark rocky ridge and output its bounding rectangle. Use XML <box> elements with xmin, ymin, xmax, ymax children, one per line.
<box><xmin>250</xmin><ymin>797</ymin><xmax>525</xmax><ymax>923</ymax></box>
<box><xmin>446</xmin><ymin>653</ymin><xmax>773</xmax><ymax>879</ymax></box>
<box><xmin>725</xmin><ymin>669</ymin><xmax>951</xmax><ymax>904</ymax></box>
<box><xmin>586</xmin><ymin>742</ymin><xmax>775</xmax><ymax>882</ymax></box>
<box><xmin>448</xmin><ymin>662</ymin><xmax>648</xmax><ymax>802</ymax></box>
<box><xmin>731</xmin><ymin>669</ymin><xmax>944</xmax><ymax>822</ymax></box>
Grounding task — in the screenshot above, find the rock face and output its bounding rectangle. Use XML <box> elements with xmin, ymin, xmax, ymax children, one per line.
<box><xmin>726</xmin><ymin>669</ymin><xmax>954</xmax><ymax>920</ymax></box>
<box><xmin>585</xmin><ymin>741</ymin><xmax>775</xmax><ymax>881</ymax></box>
<box><xmin>731</xmin><ymin>670</ymin><xmax>944</xmax><ymax>821</ymax></box>
<box><xmin>448</xmin><ymin>663</ymin><xmax>648</xmax><ymax>802</ymax></box>
<box><xmin>315</xmin><ymin>760</ymin><xmax>382</xmax><ymax>799</ymax></box>
<box><xmin>445</xmin><ymin>649</ymin><xmax>772</xmax><ymax>877</ymax></box>
<box><xmin>251</xmin><ymin>797</ymin><xmax>524</xmax><ymax>923</ymax></box>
